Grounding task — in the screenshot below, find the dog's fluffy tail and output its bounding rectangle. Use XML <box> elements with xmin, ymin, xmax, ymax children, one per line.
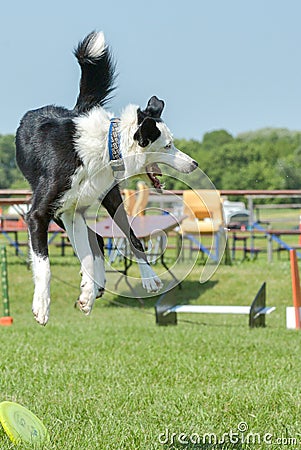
<box><xmin>74</xmin><ymin>31</ymin><xmax>117</xmax><ymax>113</ymax></box>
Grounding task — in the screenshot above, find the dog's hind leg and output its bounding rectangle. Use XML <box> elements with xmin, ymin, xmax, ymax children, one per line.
<box><xmin>27</xmin><ymin>202</ymin><xmax>52</xmax><ymax>326</ymax></box>
<box><xmin>102</xmin><ymin>185</ymin><xmax>163</xmax><ymax>293</ymax></box>
<box><xmin>61</xmin><ymin>211</ymin><xmax>96</xmax><ymax>314</ymax></box>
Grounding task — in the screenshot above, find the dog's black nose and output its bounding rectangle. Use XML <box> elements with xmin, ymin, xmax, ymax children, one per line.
<box><xmin>192</xmin><ymin>160</ymin><xmax>198</xmax><ymax>167</ymax></box>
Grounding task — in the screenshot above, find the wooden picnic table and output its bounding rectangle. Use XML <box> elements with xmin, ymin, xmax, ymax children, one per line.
<box><xmin>91</xmin><ymin>215</ymin><xmax>183</xmax><ymax>287</ymax></box>
<box><xmin>93</xmin><ymin>214</ymin><xmax>181</xmax><ymax>239</ymax></box>
<box><xmin>0</xmin><ymin>222</ymin><xmax>63</xmax><ymax>256</ymax></box>
<box><xmin>0</xmin><ymin>190</ymin><xmax>31</xmax><ymax>204</ymax></box>
<box><xmin>229</xmin><ymin>227</ymin><xmax>301</xmax><ymax>262</ymax></box>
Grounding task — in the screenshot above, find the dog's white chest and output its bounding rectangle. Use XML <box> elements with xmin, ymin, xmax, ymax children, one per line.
<box><xmin>60</xmin><ymin>165</ymin><xmax>115</xmax><ymax>212</ymax></box>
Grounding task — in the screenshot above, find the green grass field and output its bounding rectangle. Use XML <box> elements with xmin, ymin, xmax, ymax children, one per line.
<box><xmin>1</xmin><ymin>240</ymin><xmax>301</xmax><ymax>449</ymax></box>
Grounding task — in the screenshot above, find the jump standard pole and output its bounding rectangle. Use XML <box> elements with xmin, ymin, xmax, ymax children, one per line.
<box><xmin>0</xmin><ymin>245</ymin><xmax>13</xmax><ymax>326</ymax></box>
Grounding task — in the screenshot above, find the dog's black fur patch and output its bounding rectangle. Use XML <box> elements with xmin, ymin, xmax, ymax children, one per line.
<box><xmin>133</xmin><ymin>117</ymin><xmax>161</xmax><ymax>148</ymax></box>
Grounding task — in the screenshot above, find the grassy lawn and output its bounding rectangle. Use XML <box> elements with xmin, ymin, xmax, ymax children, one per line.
<box><xmin>1</xmin><ymin>241</ymin><xmax>301</xmax><ymax>449</ymax></box>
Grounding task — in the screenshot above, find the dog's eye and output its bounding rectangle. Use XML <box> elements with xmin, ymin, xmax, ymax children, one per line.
<box><xmin>164</xmin><ymin>142</ymin><xmax>172</xmax><ymax>150</ymax></box>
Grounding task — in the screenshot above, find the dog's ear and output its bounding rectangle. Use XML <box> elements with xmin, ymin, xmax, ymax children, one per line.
<box><xmin>138</xmin><ymin>96</ymin><xmax>165</xmax><ymax>123</ymax></box>
<box><xmin>145</xmin><ymin>96</ymin><xmax>165</xmax><ymax>117</ymax></box>
<box><xmin>133</xmin><ymin>117</ymin><xmax>161</xmax><ymax>148</ymax></box>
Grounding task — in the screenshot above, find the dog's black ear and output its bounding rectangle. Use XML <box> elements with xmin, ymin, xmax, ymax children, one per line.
<box><xmin>143</xmin><ymin>96</ymin><xmax>165</xmax><ymax>119</ymax></box>
<box><xmin>137</xmin><ymin>96</ymin><xmax>165</xmax><ymax>124</ymax></box>
<box><xmin>133</xmin><ymin>117</ymin><xmax>161</xmax><ymax>148</ymax></box>
<box><xmin>145</xmin><ymin>96</ymin><xmax>165</xmax><ymax>117</ymax></box>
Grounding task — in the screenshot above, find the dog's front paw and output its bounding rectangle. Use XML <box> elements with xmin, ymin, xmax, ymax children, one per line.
<box><xmin>32</xmin><ymin>294</ymin><xmax>50</xmax><ymax>326</ymax></box>
<box><xmin>77</xmin><ymin>280</ymin><xmax>95</xmax><ymax>315</ymax></box>
<box><xmin>138</xmin><ymin>262</ymin><xmax>163</xmax><ymax>293</ymax></box>
<box><xmin>142</xmin><ymin>275</ymin><xmax>163</xmax><ymax>293</ymax></box>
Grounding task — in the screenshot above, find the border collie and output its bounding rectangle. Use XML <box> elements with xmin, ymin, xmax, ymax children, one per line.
<box><xmin>16</xmin><ymin>31</ymin><xmax>198</xmax><ymax>325</ymax></box>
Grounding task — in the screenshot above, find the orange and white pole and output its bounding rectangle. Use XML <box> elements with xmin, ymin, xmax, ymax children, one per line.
<box><xmin>0</xmin><ymin>246</ymin><xmax>13</xmax><ymax>326</ymax></box>
<box><xmin>287</xmin><ymin>249</ymin><xmax>301</xmax><ymax>329</ymax></box>
<box><xmin>299</xmin><ymin>211</ymin><xmax>301</xmax><ymax>245</ymax></box>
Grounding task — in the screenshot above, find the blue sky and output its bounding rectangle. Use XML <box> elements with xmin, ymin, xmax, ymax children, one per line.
<box><xmin>0</xmin><ymin>0</ymin><xmax>300</xmax><ymax>140</ymax></box>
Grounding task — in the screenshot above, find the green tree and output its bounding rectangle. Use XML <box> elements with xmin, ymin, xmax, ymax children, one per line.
<box><xmin>0</xmin><ymin>135</ymin><xmax>29</xmax><ymax>189</ymax></box>
<box><xmin>0</xmin><ymin>127</ymin><xmax>301</xmax><ymax>193</ymax></box>
<box><xmin>202</xmin><ymin>129</ymin><xmax>234</xmax><ymax>149</ymax></box>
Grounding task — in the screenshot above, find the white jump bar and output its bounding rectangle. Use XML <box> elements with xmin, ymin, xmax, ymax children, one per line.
<box><xmin>168</xmin><ymin>305</ymin><xmax>276</xmax><ymax>315</ymax></box>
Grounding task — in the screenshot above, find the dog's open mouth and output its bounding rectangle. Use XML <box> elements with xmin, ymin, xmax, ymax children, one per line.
<box><xmin>146</xmin><ymin>163</ymin><xmax>163</xmax><ymax>192</ymax></box>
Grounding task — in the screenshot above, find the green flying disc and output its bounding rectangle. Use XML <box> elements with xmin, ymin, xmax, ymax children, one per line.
<box><xmin>0</xmin><ymin>401</ymin><xmax>50</xmax><ymax>445</ymax></box>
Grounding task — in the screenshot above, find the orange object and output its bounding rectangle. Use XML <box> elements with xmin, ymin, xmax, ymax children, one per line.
<box><xmin>0</xmin><ymin>316</ymin><xmax>13</xmax><ymax>326</ymax></box>
<box><xmin>290</xmin><ymin>250</ymin><xmax>301</xmax><ymax>329</ymax></box>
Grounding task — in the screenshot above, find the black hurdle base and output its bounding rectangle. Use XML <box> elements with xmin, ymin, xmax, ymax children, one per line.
<box><xmin>155</xmin><ymin>281</ymin><xmax>178</xmax><ymax>326</ymax></box>
<box><xmin>156</xmin><ymin>282</ymin><xmax>269</xmax><ymax>328</ymax></box>
<box><xmin>249</xmin><ymin>282</ymin><xmax>267</xmax><ymax>328</ymax></box>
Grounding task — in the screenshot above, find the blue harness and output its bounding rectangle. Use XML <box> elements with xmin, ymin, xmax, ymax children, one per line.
<box><xmin>108</xmin><ymin>118</ymin><xmax>125</xmax><ymax>179</ymax></box>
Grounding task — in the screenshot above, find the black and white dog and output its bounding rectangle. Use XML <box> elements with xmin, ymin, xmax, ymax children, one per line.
<box><xmin>16</xmin><ymin>31</ymin><xmax>198</xmax><ymax>325</ymax></box>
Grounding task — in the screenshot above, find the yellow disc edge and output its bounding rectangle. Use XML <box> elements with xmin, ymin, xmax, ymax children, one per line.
<box><xmin>0</xmin><ymin>401</ymin><xmax>50</xmax><ymax>445</ymax></box>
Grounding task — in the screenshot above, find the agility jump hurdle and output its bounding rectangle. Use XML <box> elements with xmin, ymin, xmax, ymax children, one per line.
<box><xmin>156</xmin><ymin>282</ymin><xmax>275</xmax><ymax>328</ymax></box>
<box><xmin>0</xmin><ymin>246</ymin><xmax>13</xmax><ymax>326</ymax></box>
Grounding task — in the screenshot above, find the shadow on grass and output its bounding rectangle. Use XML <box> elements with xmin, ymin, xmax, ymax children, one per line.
<box><xmin>102</xmin><ymin>278</ymin><xmax>249</xmax><ymax>329</ymax></box>
<box><xmin>104</xmin><ymin>279</ymin><xmax>218</xmax><ymax>309</ymax></box>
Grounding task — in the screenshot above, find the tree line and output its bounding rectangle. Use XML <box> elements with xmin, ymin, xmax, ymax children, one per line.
<box><xmin>1</xmin><ymin>128</ymin><xmax>301</xmax><ymax>192</ymax></box>
<box><xmin>173</xmin><ymin>128</ymin><xmax>301</xmax><ymax>191</ymax></box>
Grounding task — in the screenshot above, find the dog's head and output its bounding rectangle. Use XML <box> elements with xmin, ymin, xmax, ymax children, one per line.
<box><xmin>131</xmin><ymin>96</ymin><xmax>198</xmax><ymax>192</ymax></box>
